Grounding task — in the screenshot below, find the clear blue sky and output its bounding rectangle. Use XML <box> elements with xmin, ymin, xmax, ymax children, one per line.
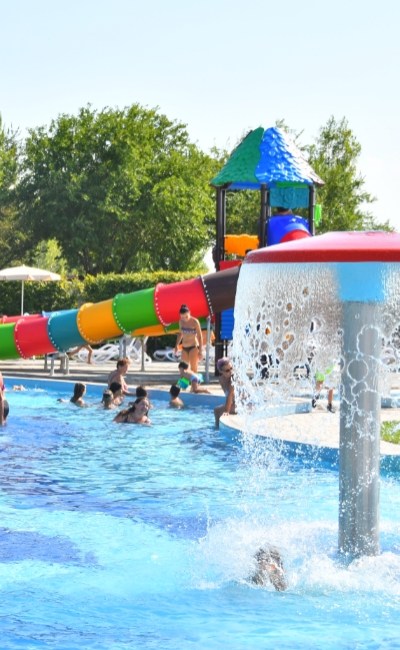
<box><xmin>1</xmin><ymin>0</ymin><xmax>399</xmax><ymax>229</ymax></box>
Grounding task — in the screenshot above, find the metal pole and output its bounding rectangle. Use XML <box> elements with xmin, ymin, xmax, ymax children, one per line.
<box><xmin>215</xmin><ymin>187</ymin><xmax>226</xmax><ymax>270</ymax></box>
<box><xmin>204</xmin><ymin>316</ymin><xmax>211</xmax><ymax>383</ymax></box>
<box><xmin>21</xmin><ymin>280</ymin><xmax>24</xmax><ymax>315</ymax></box>
<box><xmin>339</xmin><ymin>302</ymin><xmax>381</xmax><ymax>557</ymax></box>
<box><xmin>140</xmin><ymin>337</ymin><xmax>145</xmax><ymax>372</ymax></box>
<box><xmin>308</xmin><ymin>185</ymin><xmax>315</xmax><ymax>236</ymax></box>
<box><xmin>259</xmin><ymin>184</ymin><xmax>268</xmax><ymax>247</ymax></box>
<box><xmin>214</xmin><ymin>187</ymin><xmax>226</xmax><ymax>371</ymax></box>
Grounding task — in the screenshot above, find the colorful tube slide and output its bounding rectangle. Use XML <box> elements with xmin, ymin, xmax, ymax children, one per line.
<box><xmin>0</xmin><ymin>267</ymin><xmax>240</xmax><ymax>360</ymax></box>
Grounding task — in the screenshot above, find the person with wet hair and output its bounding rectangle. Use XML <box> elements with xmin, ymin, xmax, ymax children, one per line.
<box><xmin>101</xmin><ymin>390</ymin><xmax>115</xmax><ymax>410</ymax></box>
<box><xmin>135</xmin><ymin>385</ymin><xmax>148</xmax><ymax>399</ymax></box>
<box><xmin>250</xmin><ymin>547</ymin><xmax>288</xmax><ymax>591</ymax></box>
<box><xmin>107</xmin><ymin>358</ymin><xmax>135</xmax><ymax>397</ymax></box>
<box><xmin>109</xmin><ymin>382</ymin><xmax>124</xmax><ymax>406</ymax></box>
<box><xmin>214</xmin><ymin>357</ymin><xmax>236</xmax><ymax>427</ymax></box>
<box><xmin>177</xmin><ymin>361</ymin><xmax>210</xmax><ymax>394</ymax></box>
<box><xmin>0</xmin><ymin>381</ymin><xmax>9</xmax><ymax>425</ymax></box>
<box><xmin>169</xmin><ymin>384</ymin><xmax>184</xmax><ymax>408</ymax></box>
<box><xmin>70</xmin><ymin>382</ymin><xmax>87</xmax><ymax>407</ymax></box>
<box><xmin>113</xmin><ymin>396</ymin><xmax>151</xmax><ymax>424</ymax></box>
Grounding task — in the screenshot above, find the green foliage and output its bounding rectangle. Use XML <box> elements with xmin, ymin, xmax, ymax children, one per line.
<box><xmin>18</xmin><ymin>105</ymin><xmax>219</xmax><ymax>274</ymax></box>
<box><xmin>307</xmin><ymin>116</ymin><xmax>391</xmax><ymax>233</ymax></box>
<box><xmin>30</xmin><ymin>239</ymin><xmax>70</xmax><ymax>275</ymax></box>
<box><xmin>225</xmin><ymin>190</ymin><xmax>260</xmax><ymax>235</ymax></box>
<box><xmin>80</xmin><ymin>270</ymin><xmax>198</xmax><ymax>304</ymax></box>
<box><xmin>381</xmin><ymin>420</ymin><xmax>400</xmax><ymax>444</ymax></box>
<box><xmin>0</xmin><ymin>117</ymin><xmax>28</xmax><ymax>268</ymax></box>
<box><xmin>0</xmin><ymin>270</ymin><xmax>201</xmax><ymax>317</ymax></box>
<box><xmin>1</xmin><ymin>108</ymin><xmax>392</xmax><ymax>279</ymax></box>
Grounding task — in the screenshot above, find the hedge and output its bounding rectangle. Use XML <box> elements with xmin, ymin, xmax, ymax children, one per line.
<box><xmin>0</xmin><ymin>271</ymin><xmax>201</xmax><ymax>318</ymax></box>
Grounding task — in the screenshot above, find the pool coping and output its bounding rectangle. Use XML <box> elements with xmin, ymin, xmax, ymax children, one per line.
<box><xmin>220</xmin><ymin>404</ymin><xmax>400</xmax><ymax>472</ymax></box>
<box><xmin>5</xmin><ymin>376</ymin><xmax>223</xmax><ymax>408</ymax></box>
<box><xmin>9</xmin><ymin>376</ymin><xmax>400</xmax><ymax>472</ymax></box>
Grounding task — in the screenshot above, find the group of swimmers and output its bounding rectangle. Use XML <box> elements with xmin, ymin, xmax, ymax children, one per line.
<box><xmin>65</xmin><ymin>353</ymin><xmax>194</xmax><ymax>424</ymax></box>
<box><xmin>65</xmin><ymin>359</ymin><xmax>152</xmax><ymax>424</ymax></box>
<box><xmin>63</xmin><ymin>303</ymin><xmax>213</xmax><ymax>419</ymax></box>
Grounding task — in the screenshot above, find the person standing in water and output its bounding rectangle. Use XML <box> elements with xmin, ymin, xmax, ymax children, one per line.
<box><xmin>174</xmin><ymin>304</ymin><xmax>203</xmax><ymax>373</ymax></box>
<box><xmin>0</xmin><ymin>375</ymin><xmax>9</xmax><ymax>425</ymax></box>
<box><xmin>70</xmin><ymin>382</ymin><xmax>87</xmax><ymax>407</ymax></box>
<box><xmin>214</xmin><ymin>357</ymin><xmax>236</xmax><ymax>427</ymax></box>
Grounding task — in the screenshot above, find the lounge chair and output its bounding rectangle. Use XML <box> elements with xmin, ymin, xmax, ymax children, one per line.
<box><xmin>153</xmin><ymin>347</ymin><xmax>179</xmax><ymax>362</ymax></box>
<box><xmin>124</xmin><ymin>336</ymin><xmax>152</xmax><ymax>364</ymax></box>
<box><xmin>69</xmin><ymin>342</ymin><xmax>120</xmax><ymax>364</ymax></box>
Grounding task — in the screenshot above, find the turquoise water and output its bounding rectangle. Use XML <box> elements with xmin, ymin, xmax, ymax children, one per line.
<box><xmin>1</xmin><ymin>381</ymin><xmax>400</xmax><ymax>649</ymax></box>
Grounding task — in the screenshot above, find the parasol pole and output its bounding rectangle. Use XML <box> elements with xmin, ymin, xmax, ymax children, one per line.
<box><xmin>21</xmin><ymin>280</ymin><xmax>24</xmax><ymax>315</ymax></box>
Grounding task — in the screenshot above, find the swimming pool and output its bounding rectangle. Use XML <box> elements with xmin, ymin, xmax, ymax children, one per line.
<box><xmin>1</xmin><ymin>379</ymin><xmax>400</xmax><ymax>649</ymax></box>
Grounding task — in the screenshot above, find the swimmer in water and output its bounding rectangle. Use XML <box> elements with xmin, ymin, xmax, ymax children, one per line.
<box><xmin>0</xmin><ymin>385</ymin><xmax>9</xmax><ymax>425</ymax></box>
<box><xmin>250</xmin><ymin>547</ymin><xmax>288</xmax><ymax>591</ymax></box>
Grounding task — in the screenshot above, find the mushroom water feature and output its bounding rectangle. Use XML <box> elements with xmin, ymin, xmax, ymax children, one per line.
<box><xmin>232</xmin><ymin>231</ymin><xmax>400</xmax><ymax>559</ymax></box>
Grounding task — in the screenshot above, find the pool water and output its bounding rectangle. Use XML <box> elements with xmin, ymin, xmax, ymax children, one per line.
<box><xmin>1</xmin><ymin>381</ymin><xmax>400</xmax><ymax>649</ymax></box>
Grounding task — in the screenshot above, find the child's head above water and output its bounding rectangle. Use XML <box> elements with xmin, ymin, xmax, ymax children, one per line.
<box><xmin>169</xmin><ymin>385</ymin><xmax>181</xmax><ymax>398</ymax></box>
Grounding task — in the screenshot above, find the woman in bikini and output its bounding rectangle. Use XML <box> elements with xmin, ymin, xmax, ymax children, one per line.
<box><xmin>174</xmin><ymin>304</ymin><xmax>203</xmax><ymax>373</ymax></box>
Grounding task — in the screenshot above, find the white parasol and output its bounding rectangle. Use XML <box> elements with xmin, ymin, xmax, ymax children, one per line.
<box><xmin>0</xmin><ymin>265</ymin><xmax>61</xmax><ymax>315</ymax></box>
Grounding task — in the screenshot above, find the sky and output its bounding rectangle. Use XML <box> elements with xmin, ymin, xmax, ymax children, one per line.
<box><xmin>1</xmin><ymin>0</ymin><xmax>399</xmax><ymax>230</ymax></box>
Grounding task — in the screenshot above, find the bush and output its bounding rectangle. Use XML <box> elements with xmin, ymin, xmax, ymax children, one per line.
<box><xmin>381</xmin><ymin>420</ymin><xmax>400</xmax><ymax>444</ymax></box>
<box><xmin>0</xmin><ymin>271</ymin><xmax>200</xmax><ymax>317</ymax></box>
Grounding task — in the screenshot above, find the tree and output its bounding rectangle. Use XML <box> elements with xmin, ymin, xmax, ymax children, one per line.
<box><xmin>0</xmin><ymin>117</ymin><xmax>28</xmax><ymax>267</ymax></box>
<box><xmin>18</xmin><ymin>105</ymin><xmax>219</xmax><ymax>274</ymax></box>
<box><xmin>307</xmin><ymin>116</ymin><xmax>390</xmax><ymax>232</ymax></box>
<box><xmin>30</xmin><ymin>238</ymin><xmax>69</xmax><ymax>275</ymax></box>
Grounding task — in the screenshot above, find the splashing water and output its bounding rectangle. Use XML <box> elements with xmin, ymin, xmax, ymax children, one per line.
<box><xmin>233</xmin><ymin>261</ymin><xmax>400</xmax><ymax>422</ymax></box>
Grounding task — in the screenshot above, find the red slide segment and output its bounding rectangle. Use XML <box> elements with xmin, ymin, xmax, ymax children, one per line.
<box><xmin>154</xmin><ymin>277</ymin><xmax>211</xmax><ymax>325</ymax></box>
<box><xmin>14</xmin><ymin>317</ymin><xmax>57</xmax><ymax>358</ymax></box>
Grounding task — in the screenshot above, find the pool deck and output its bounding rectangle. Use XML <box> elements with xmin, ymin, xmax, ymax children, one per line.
<box><xmin>3</xmin><ymin>357</ymin><xmax>400</xmax><ymax>458</ymax></box>
<box><xmin>0</xmin><ymin>356</ymin><xmax>224</xmax><ymax>394</ymax></box>
<box><xmin>221</xmin><ymin>403</ymin><xmax>400</xmax><ymax>456</ymax></box>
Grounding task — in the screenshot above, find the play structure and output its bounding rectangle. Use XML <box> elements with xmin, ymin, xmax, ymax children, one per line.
<box><xmin>0</xmin><ymin>126</ymin><xmax>323</xmax><ymax>361</ymax></box>
<box><xmin>211</xmin><ymin>126</ymin><xmax>324</xmax><ymax>263</ymax></box>
<box><xmin>0</xmin><ymin>125</ymin><xmax>322</xmax><ymax>361</ymax></box>
<box><xmin>211</xmin><ymin>126</ymin><xmax>323</xmax><ymax>352</ymax></box>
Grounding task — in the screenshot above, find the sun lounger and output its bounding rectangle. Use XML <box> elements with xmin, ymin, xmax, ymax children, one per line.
<box><xmin>153</xmin><ymin>347</ymin><xmax>179</xmax><ymax>362</ymax></box>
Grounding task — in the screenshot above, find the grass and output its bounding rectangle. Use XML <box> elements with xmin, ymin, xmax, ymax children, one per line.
<box><xmin>381</xmin><ymin>421</ymin><xmax>400</xmax><ymax>444</ymax></box>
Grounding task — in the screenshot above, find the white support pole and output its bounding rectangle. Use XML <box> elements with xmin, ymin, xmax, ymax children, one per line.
<box><xmin>21</xmin><ymin>280</ymin><xmax>24</xmax><ymax>315</ymax></box>
<box><xmin>339</xmin><ymin>302</ymin><xmax>381</xmax><ymax>557</ymax></box>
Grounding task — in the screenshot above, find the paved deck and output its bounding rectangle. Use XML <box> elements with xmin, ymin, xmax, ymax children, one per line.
<box><xmin>0</xmin><ymin>356</ymin><xmax>224</xmax><ymax>395</ymax></box>
<box><xmin>221</xmin><ymin>403</ymin><xmax>400</xmax><ymax>457</ymax></box>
